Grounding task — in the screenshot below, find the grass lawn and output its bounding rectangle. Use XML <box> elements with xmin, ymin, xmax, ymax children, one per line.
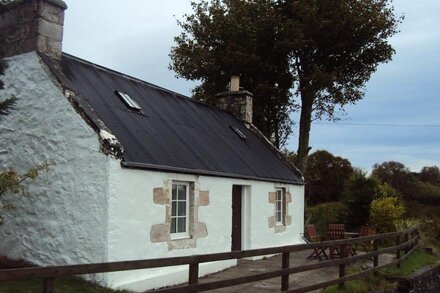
<box><xmin>0</xmin><ymin>276</ymin><xmax>131</xmax><ymax>293</ymax></box>
<box><xmin>321</xmin><ymin>249</ymin><xmax>440</xmax><ymax>293</ymax></box>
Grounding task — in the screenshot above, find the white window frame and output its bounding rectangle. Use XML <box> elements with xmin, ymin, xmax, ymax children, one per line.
<box><xmin>275</xmin><ymin>188</ymin><xmax>285</xmax><ymax>226</ymax></box>
<box><xmin>115</xmin><ymin>91</ymin><xmax>141</xmax><ymax>110</ymax></box>
<box><xmin>170</xmin><ymin>181</ymin><xmax>190</xmax><ymax>239</ymax></box>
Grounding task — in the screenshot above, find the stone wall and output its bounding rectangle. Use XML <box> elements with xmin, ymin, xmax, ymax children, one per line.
<box><xmin>216</xmin><ymin>90</ymin><xmax>253</xmax><ymax>124</ymax></box>
<box><xmin>395</xmin><ymin>264</ymin><xmax>440</xmax><ymax>293</ymax></box>
<box><xmin>0</xmin><ymin>0</ymin><xmax>67</xmax><ymax>59</ymax></box>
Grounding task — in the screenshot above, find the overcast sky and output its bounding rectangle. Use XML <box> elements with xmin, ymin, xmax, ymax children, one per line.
<box><xmin>62</xmin><ymin>0</ymin><xmax>440</xmax><ymax>172</ymax></box>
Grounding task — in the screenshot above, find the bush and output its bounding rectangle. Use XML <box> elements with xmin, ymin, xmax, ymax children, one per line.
<box><xmin>413</xmin><ymin>181</ymin><xmax>440</xmax><ymax>205</ymax></box>
<box><xmin>0</xmin><ymin>255</ymin><xmax>34</xmax><ymax>269</ymax></box>
<box><xmin>370</xmin><ymin>196</ymin><xmax>405</xmax><ymax>233</ymax></box>
<box><xmin>307</xmin><ymin>202</ymin><xmax>348</xmax><ymax>236</ymax></box>
<box><xmin>404</xmin><ymin>201</ymin><xmax>440</xmax><ymax>255</ymax></box>
<box><xmin>342</xmin><ymin>170</ymin><xmax>380</xmax><ymax>230</ymax></box>
<box><xmin>375</xmin><ymin>182</ymin><xmax>401</xmax><ymax>199</ymax></box>
<box><xmin>395</xmin><ymin>218</ymin><xmax>420</xmax><ymax>232</ymax></box>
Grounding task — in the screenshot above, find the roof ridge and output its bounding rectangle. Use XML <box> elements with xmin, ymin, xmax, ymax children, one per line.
<box><xmin>60</xmin><ymin>52</ymin><xmax>233</xmax><ymax>114</ymax></box>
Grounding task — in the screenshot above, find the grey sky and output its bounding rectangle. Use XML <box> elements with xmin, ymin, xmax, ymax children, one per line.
<box><xmin>62</xmin><ymin>0</ymin><xmax>440</xmax><ymax>172</ymax></box>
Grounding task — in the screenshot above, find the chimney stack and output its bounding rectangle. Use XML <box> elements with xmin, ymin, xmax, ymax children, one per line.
<box><xmin>217</xmin><ymin>76</ymin><xmax>253</xmax><ymax>125</ymax></box>
<box><xmin>0</xmin><ymin>0</ymin><xmax>67</xmax><ymax>60</ymax></box>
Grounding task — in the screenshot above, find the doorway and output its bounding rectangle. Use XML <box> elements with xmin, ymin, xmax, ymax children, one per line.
<box><xmin>231</xmin><ymin>185</ymin><xmax>242</xmax><ymax>251</ymax></box>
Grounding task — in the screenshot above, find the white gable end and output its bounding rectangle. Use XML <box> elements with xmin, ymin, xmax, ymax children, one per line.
<box><xmin>0</xmin><ymin>52</ymin><xmax>110</xmax><ymax>273</ymax></box>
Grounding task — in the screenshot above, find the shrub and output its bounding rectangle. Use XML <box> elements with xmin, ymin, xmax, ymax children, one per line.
<box><xmin>342</xmin><ymin>170</ymin><xmax>380</xmax><ymax>230</ymax></box>
<box><xmin>375</xmin><ymin>182</ymin><xmax>401</xmax><ymax>199</ymax></box>
<box><xmin>0</xmin><ymin>255</ymin><xmax>34</xmax><ymax>269</ymax></box>
<box><xmin>370</xmin><ymin>196</ymin><xmax>405</xmax><ymax>233</ymax></box>
<box><xmin>395</xmin><ymin>218</ymin><xmax>420</xmax><ymax>232</ymax></box>
<box><xmin>404</xmin><ymin>201</ymin><xmax>440</xmax><ymax>255</ymax></box>
<box><xmin>306</xmin><ymin>202</ymin><xmax>348</xmax><ymax>236</ymax></box>
<box><xmin>413</xmin><ymin>181</ymin><xmax>440</xmax><ymax>205</ymax></box>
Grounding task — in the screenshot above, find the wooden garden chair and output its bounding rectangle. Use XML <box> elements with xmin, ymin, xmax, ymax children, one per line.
<box><xmin>353</xmin><ymin>225</ymin><xmax>376</xmax><ymax>256</ymax></box>
<box><xmin>304</xmin><ymin>224</ymin><xmax>328</xmax><ymax>261</ymax></box>
<box><xmin>327</xmin><ymin>224</ymin><xmax>346</xmax><ymax>259</ymax></box>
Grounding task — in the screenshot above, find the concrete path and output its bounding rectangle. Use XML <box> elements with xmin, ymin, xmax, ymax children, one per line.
<box><xmin>197</xmin><ymin>249</ymin><xmax>395</xmax><ymax>292</ymax></box>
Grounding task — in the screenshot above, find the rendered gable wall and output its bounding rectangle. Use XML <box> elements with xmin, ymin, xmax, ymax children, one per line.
<box><xmin>0</xmin><ymin>52</ymin><xmax>110</xmax><ymax>270</ymax></box>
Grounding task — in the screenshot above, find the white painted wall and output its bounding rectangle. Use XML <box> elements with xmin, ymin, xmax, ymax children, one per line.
<box><xmin>106</xmin><ymin>160</ymin><xmax>304</xmax><ymax>291</ymax></box>
<box><xmin>0</xmin><ymin>52</ymin><xmax>305</xmax><ymax>292</ymax></box>
<box><xmin>0</xmin><ymin>53</ymin><xmax>109</xmax><ymax>271</ymax></box>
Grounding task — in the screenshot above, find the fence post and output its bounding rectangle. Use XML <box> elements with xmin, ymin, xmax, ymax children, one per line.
<box><xmin>411</xmin><ymin>230</ymin><xmax>415</xmax><ymax>250</ymax></box>
<box><xmin>42</xmin><ymin>278</ymin><xmax>54</xmax><ymax>293</ymax></box>
<box><xmin>281</xmin><ymin>251</ymin><xmax>290</xmax><ymax>291</ymax></box>
<box><xmin>338</xmin><ymin>244</ymin><xmax>347</xmax><ymax>288</ymax></box>
<box><xmin>189</xmin><ymin>263</ymin><xmax>199</xmax><ymax>292</ymax></box>
<box><xmin>412</xmin><ymin>229</ymin><xmax>418</xmax><ymax>248</ymax></box>
<box><xmin>404</xmin><ymin>232</ymin><xmax>409</xmax><ymax>255</ymax></box>
<box><xmin>396</xmin><ymin>234</ymin><xmax>401</xmax><ymax>268</ymax></box>
<box><xmin>415</xmin><ymin>228</ymin><xmax>420</xmax><ymax>246</ymax></box>
<box><xmin>373</xmin><ymin>239</ymin><xmax>379</xmax><ymax>276</ymax></box>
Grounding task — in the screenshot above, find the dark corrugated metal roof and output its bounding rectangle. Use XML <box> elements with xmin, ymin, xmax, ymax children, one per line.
<box><xmin>59</xmin><ymin>53</ymin><xmax>303</xmax><ymax>184</ymax></box>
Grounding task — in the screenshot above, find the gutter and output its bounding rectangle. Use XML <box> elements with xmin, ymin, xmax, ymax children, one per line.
<box><xmin>121</xmin><ymin>161</ymin><xmax>304</xmax><ymax>186</ymax></box>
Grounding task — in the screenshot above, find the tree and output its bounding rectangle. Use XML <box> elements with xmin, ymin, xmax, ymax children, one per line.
<box><xmin>372</xmin><ymin>161</ymin><xmax>418</xmax><ymax>199</ymax></box>
<box><xmin>170</xmin><ymin>0</ymin><xmax>295</xmax><ymax>147</ymax></box>
<box><xmin>304</xmin><ymin>150</ymin><xmax>353</xmax><ymax>205</ymax></box>
<box><xmin>280</xmin><ymin>0</ymin><xmax>401</xmax><ymax>171</ymax></box>
<box><xmin>171</xmin><ymin>0</ymin><xmax>401</xmax><ymax>170</ymax></box>
<box><xmin>419</xmin><ymin>166</ymin><xmax>440</xmax><ymax>186</ymax></box>
<box><xmin>0</xmin><ymin>37</ymin><xmax>16</xmax><ymax>117</ymax></box>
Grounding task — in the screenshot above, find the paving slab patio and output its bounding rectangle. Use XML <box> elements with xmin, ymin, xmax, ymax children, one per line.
<box><xmin>196</xmin><ymin>249</ymin><xmax>395</xmax><ymax>292</ymax></box>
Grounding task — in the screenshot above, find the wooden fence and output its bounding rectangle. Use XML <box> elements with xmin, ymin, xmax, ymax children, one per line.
<box><xmin>0</xmin><ymin>226</ymin><xmax>419</xmax><ymax>293</ymax></box>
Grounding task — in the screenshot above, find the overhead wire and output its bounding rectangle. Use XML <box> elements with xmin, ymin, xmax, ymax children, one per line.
<box><xmin>312</xmin><ymin>122</ymin><xmax>440</xmax><ymax>128</ymax></box>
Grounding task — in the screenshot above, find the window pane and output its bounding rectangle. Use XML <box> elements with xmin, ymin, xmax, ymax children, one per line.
<box><xmin>276</xmin><ymin>211</ymin><xmax>281</xmax><ymax>222</ymax></box>
<box><xmin>178</xmin><ymin>184</ymin><xmax>186</xmax><ymax>200</ymax></box>
<box><xmin>171</xmin><ymin>217</ymin><xmax>177</xmax><ymax>233</ymax></box>
<box><xmin>172</xmin><ymin>201</ymin><xmax>177</xmax><ymax>217</ymax></box>
<box><xmin>178</xmin><ymin>201</ymin><xmax>186</xmax><ymax>216</ymax></box>
<box><xmin>277</xmin><ymin>201</ymin><xmax>281</xmax><ymax>211</ymax></box>
<box><xmin>172</xmin><ymin>184</ymin><xmax>177</xmax><ymax>200</ymax></box>
<box><xmin>177</xmin><ymin>217</ymin><xmax>186</xmax><ymax>233</ymax></box>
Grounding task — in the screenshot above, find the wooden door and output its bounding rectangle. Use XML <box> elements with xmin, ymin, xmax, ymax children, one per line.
<box><xmin>231</xmin><ymin>185</ymin><xmax>242</xmax><ymax>251</ymax></box>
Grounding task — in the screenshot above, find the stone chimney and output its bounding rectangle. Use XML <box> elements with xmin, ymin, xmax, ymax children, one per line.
<box><xmin>217</xmin><ymin>76</ymin><xmax>253</xmax><ymax>124</ymax></box>
<box><xmin>0</xmin><ymin>0</ymin><xmax>67</xmax><ymax>60</ymax></box>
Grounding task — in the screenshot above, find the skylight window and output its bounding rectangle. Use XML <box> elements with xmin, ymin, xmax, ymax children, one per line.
<box><xmin>230</xmin><ymin>126</ymin><xmax>247</xmax><ymax>139</ymax></box>
<box><xmin>115</xmin><ymin>91</ymin><xmax>141</xmax><ymax>111</ymax></box>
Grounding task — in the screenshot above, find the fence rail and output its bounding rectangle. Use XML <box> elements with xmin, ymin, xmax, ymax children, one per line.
<box><xmin>0</xmin><ymin>226</ymin><xmax>419</xmax><ymax>293</ymax></box>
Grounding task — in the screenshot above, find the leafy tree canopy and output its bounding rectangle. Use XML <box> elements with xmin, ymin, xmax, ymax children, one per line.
<box><xmin>419</xmin><ymin>166</ymin><xmax>440</xmax><ymax>186</ymax></box>
<box><xmin>0</xmin><ymin>37</ymin><xmax>16</xmax><ymax>118</ymax></box>
<box><xmin>305</xmin><ymin>150</ymin><xmax>353</xmax><ymax>205</ymax></box>
<box><xmin>170</xmin><ymin>0</ymin><xmax>295</xmax><ymax>147</ymax></box>
<box><xmin>372</xmin><ymin>161</ymin><xmax>417</xmax><ymax>199</ymax></box>
<box><xmin>170</xmin><ymin>0</ymin><xmax>401</xmax><ymax>169</ymax></box>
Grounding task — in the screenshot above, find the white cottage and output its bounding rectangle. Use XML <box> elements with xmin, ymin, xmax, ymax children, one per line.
<box><xmin>0</xmin><ymin>0</ymin><xmax>304</xmax><ymax>291</ymax></box>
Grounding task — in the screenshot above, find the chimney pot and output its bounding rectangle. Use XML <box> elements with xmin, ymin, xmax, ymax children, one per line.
<box><xmin>231</xmin><ymin>76</ymin><xmax>240</xmax><ymax>92</ymax></box>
